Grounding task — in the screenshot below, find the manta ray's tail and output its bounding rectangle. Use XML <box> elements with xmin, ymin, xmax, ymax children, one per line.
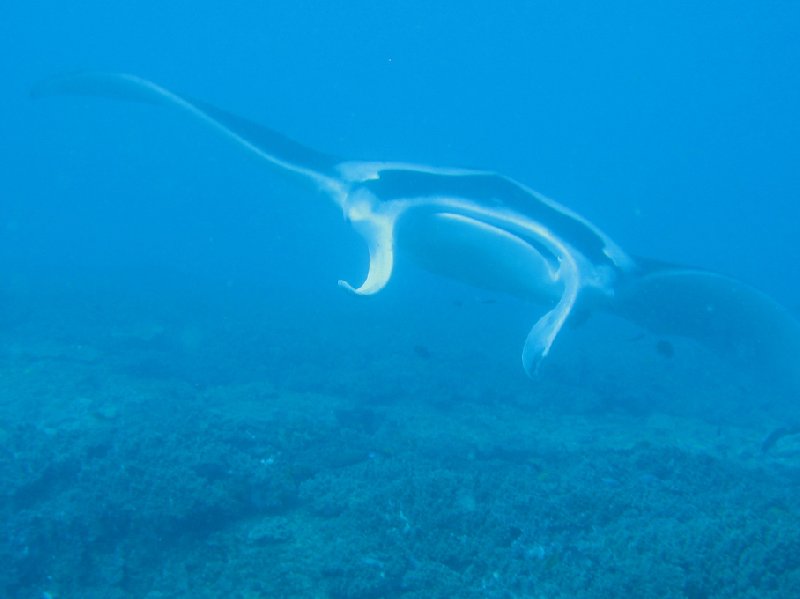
<box><xmin>612</xmin><ymin>259</ymin><xmax>800</xmax><ymax>392</ymax></box>
<box><xmin>31</xmin><ymin>72</ymin><xmax>343</xmax><ymax>192</ymax></box>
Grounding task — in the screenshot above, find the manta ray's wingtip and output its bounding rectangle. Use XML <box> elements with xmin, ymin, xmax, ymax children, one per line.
<box><xmin>29</xmin><ymin>71</ymin><xmax>165</xmax><ymax>105</ymax></box>
<box><xmin>29</xmin><ymin>71</ymin><xmax>89</xmax><ymax>100</ymax></box>
<box><xmin>30</xmin><ymin>71</ymin><xmax>103</xmax><ymax>99</ymax></box>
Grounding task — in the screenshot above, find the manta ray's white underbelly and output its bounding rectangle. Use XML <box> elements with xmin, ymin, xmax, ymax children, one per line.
<box><xmin>394</xmin><ymin>208</ymin><xmax>565</xmax><ymax>305</ymax></box>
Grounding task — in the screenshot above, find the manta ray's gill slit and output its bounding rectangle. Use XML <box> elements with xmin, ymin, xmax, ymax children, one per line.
<box><xmin>361</xmin><ymin>169</ymin><xmax>612</xmax><ymax>266</ymax></box>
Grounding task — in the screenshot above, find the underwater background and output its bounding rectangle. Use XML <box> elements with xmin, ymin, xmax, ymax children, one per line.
<box><xmin>2</xmin><ymin>1</ymin><xmax>800</xmax><ymax>597</ymax></box>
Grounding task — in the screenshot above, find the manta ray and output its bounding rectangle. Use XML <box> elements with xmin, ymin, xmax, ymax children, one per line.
<box><xmin>32</xmin><ymin>72</ymin><xmax>800</xmax><ymax>381</ymax></box>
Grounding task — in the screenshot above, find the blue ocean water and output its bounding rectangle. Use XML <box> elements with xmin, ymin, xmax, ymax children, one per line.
<box><xmin>2</xmin><ymin>1</ymin><xmax>800</xmax><ymax>597</ymax></box>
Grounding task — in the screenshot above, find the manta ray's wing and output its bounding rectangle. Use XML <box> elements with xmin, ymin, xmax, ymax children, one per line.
<box><xmin>614</xmin><ymin>260</ymin><xmax>800</xmax><ymax>392</ymax></box>
<box><xmin>31</xmin><ymin>72</ymin><xmax>344</xmax><ymax>193</ymax></box>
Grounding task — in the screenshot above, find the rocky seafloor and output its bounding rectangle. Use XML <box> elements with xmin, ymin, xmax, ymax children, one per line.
<box><xmin>1</xmin><ymin>290</ymin><xmax>799</xmax><ymax>598</ymax></box>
